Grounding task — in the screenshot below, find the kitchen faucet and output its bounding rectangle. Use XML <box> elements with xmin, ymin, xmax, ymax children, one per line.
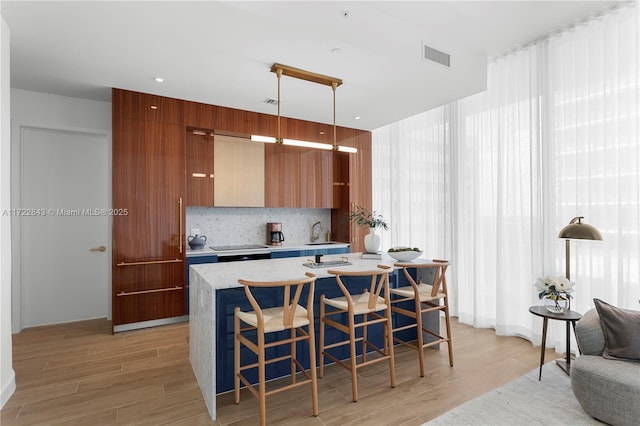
<box><xmin>311</xmin><ymin>221</ymin><xmax>322</xmax><ymax>242</ymax></box>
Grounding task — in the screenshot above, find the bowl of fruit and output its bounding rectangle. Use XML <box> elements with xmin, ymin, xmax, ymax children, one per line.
<box><xmin>387</xmin><ymin>246</ymin><xmax>422</xmax><ymax>262</ymax></box>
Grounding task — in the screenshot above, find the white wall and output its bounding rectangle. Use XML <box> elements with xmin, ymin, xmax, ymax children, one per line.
<box><xmin>10</xmin><ymin>89</ymin><xmax>111</xmax><ymax>333</ymax></box>
<box><xmin>1</xmin><ymin>16</ymin><xmax>16</xmax><ymax>409</ymax></box>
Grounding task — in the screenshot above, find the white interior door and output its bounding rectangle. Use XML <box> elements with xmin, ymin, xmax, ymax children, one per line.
<box><xmin>21</xmin><ymin>127</ymin><xmax>110</xmax><ymax>327</ymax></box>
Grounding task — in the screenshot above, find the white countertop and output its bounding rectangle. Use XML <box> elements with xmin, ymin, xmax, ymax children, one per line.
<box><xmin>186</xmin><ymin>242</ymin><xmax>350</xmax><ymax>257</ymax></box>
<box><xmin>189</xmin><ymin>252</ymin><xmax>447</xmax><ymax>290</ymax></box>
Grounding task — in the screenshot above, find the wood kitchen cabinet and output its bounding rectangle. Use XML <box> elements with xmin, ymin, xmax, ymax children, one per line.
<box><xmin>300</xmin><ymin>148</ymin><xmax>333</xmax><ymax>208</ymax></box>
<box><xmin>213</xmin><ymin>135</ymin><xmax>265</xmax><ymax>207</ymax></box>
<box><xmin>331</xmin><ymin>128</ymin><xmax>371</xmax><ymax>253</ymax></box>
<box><xmin>265</xmin><ymin>144</ymin><xmax>333</xmax><ymax>208</ymax></box>
<box><xmin>186</xmin><ymin>133</ymin><xmax>265</xmax><ymax>207</ymax></box>
<box><xmin>112</xmin><ymin>89</ymin><xmax>186</xmax><ymax>332</ymax></box>
<box><xmin>186</xmin><ymin>130</ymin><xmax>214</xmax><ymax>206</ymax></box>
<box><xmin>264</xmin><ymin>143</ymin><xmax>301</xmax><ymax>207</ymax></box>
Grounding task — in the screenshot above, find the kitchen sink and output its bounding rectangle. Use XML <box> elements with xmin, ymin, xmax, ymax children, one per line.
<box><xmin>303</xmin><ymin>260</ymin><xmax>352</xmax><ymax>269</ymax></box>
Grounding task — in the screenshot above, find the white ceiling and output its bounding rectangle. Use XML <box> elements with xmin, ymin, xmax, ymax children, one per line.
<box><xmin>1</xmin><ymin>1</ymin><xmax>624</xmax><ymax>131</ymax></box>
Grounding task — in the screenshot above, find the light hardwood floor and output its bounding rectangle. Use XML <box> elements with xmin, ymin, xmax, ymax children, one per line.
<box><xmin>1</xmin><ymin>318</ymin><xmax>557</xmax><ymax>425</ymax></box>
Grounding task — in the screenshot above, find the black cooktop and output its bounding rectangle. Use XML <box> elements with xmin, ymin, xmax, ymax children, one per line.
<box><xmin>209</xmin><ymin>244</ymin><xmax>269</xmax><ymax>251</ymax></box>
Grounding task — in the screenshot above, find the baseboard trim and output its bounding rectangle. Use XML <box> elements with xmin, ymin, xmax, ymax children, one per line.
<box><xmin>113</xmin><ymin>315</ymin><xmax>189</xmax><ymax>333</ymax></box>
<box><xmin>1</xmin><ymin>368</ymin><xmax>16</xmax><ymax>408</ymax></box>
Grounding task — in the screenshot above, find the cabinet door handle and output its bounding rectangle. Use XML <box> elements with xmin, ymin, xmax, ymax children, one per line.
<box><xmin>178</xmin><ymin>197</ymin><xmax>183</xmax><ymax>254</ymax></box>
<box><xmin>90</xmin><ymin>245</ymin><xmax>106</xmax><ymax>252</ymax></box>
<box><xmin>117</xmin><ymin>286</ymin><xmax>183</xmax><ymax>296</ymax></box>
<box><xmin>116</xmin><ymin>259</ymin><xmax>183</xmax><ymax>267</ymax></box>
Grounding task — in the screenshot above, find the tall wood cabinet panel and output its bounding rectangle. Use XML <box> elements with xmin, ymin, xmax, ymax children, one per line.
<box><xmin>112</xmin><ymin>89</ymin><xmax>186</xmax><ymax>332</ymax></box>
<box><xmin>186</xmin><ymin>130</ymin><xmax>214</xmax><ymax>206</ymax></box>
<box><xmin>331</xmin><ymin>128</ymin><xmax>372</xmax><ymax>253</ymax></box>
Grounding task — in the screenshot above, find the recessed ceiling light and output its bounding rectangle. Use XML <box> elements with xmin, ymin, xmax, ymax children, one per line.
<box><xmin>353</xmin><ymin>116</ymin><xmax>361</xmax><ymax>120</ymax></box>
<box><xmin>331</xmin><ymin>48</ymin><xmax>342</xmax><ymax>55</ymax></box>
<box><xmin>154</xmin><ymin>77</ymin><xmax>164</xmax><ymax>83</ymax></box>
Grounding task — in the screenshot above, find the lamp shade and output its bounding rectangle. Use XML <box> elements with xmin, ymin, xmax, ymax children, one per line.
<box><xmin>558</xmin><ymin>216</ymin><xmax>602</xmax><ymax>241</ymax></box>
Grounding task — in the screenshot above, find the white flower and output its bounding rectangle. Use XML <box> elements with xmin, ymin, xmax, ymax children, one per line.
<box><xmin>535</xmin><ymin>275</ymin><xmax>575</xmax><ymax>300</ymax></box>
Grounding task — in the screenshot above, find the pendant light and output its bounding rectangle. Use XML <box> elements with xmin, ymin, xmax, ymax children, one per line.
<box><xmin>251</xmin><ymin>63</ymin><xmax>357</xmax><ymax>153</ymax></box>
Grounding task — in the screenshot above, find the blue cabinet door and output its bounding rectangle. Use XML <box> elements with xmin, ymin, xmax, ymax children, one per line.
<box><xmin>270</xmin><ymin>250</ymin><xmax>301</xmax><ymax>258</ymax></box>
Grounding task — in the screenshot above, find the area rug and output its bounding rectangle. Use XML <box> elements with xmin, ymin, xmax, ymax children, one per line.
<box><xmin>424</xmin><ymin>362</ymin><xmax>604</xmax><ymax>425</ymax></box>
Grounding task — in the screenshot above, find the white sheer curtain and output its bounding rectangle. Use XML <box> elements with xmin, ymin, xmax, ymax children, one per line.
<box><xmin>372</xmin><ymin>3</ymin><xmax>639</xmax><ymax>353</ymax></box>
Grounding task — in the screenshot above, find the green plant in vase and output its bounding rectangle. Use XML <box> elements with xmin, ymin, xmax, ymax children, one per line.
<box><xmin>348</xmin><ymin>205</ymin><xmax>388</xmax><ymax>253</ymax></box>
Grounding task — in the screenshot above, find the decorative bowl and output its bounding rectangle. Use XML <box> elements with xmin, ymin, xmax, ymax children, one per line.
<box><xmin>387</xmin><ymin>248</ymin><xmax>422</xmax><ymax>262</ymax></box>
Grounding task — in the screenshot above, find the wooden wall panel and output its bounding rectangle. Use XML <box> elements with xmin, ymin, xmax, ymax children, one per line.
<box><xmin>113</xmin><ymin>89</ymin><xmax>183</xmax><ymax>125</ymax></box>
<box><xmin>215</xmin><ymin>107</ymin><xmax>256</xmax><ymax>135</ymax></box>
<box><xmin>264</xmin><ymin>144</ymin><xmax>301</xmax><ymax>208</ymax></box>
<box><xmin>184</xmin><ymin>101</ymin><xmax>217</xmax><ymax>129</ymax></box>
<box><xmin>282</xmin><ymin>117</ymin><xmax>333</xmax><ymax>144</ymax></box>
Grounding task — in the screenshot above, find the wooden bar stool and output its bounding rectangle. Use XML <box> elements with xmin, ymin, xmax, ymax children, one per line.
<box><xmin>234</xmin><ymin>272</ymin><xmax>318</xmax><ymax>426</ymax></box>
<box><xmin>390</xmin><ymin>260</ymin><xmax>453</xmax><ymax>377</ymax></box>
<box><xmin>318</xmin><ymin>265</ymin><xmax>395</xmax><ymax>402</ymax></box>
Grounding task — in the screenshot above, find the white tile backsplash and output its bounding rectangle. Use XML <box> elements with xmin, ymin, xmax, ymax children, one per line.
<box><xmin>186</xmin><ymin>207</ymin><xmax>332</xmax><ymax>246</ymax></box>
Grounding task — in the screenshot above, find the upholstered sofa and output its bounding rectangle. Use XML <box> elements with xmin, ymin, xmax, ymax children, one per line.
<box><xmin>571</xmin><ymin>301</ymin><xmax>640</xmax><ymax>426</ymax></box>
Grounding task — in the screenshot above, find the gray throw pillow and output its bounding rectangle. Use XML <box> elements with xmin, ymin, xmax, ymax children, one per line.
<box><xmin>593</xmin><ymin>298</ymin><xmax>640</xmax><ymax>362</ymax></box>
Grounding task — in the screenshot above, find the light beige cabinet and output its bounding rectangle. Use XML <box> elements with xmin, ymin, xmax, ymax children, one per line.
<box><xmin>213</xmin><ymin>135</ymin><xmax>265</xmax><ymax>207</ymax></box>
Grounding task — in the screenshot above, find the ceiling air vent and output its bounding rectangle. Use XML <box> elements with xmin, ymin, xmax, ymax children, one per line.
<box><xmin>423</xmin><ymin>43</ymin><xmax>450</xmax><ymax>67</ymax></box>
<box><xmin>264</xmin><ymin>98</ymin><xmax>279</xmax><ymax>106</ymax></box>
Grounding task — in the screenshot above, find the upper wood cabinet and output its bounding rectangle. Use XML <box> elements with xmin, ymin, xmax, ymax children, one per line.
<box><xmin>213</xmin><ymin>135</ymin><xmax>265</xmax><ymax>207</ymax></box>
<box><xmin>186</xmin><ymin>131</ymin><xmax>214</xmax><ymax>206</ymax></box>
<box><xmin>264</xmin><ymin>144</ymin><xmax>301</xmax><ymax>208</ymax></box>
<box><xmin>184</xmin><ymin>101</ymin><xmax>217</xmax><ymax>129</ymax></box>
<box><xmin>113</xmin><ymin>90</ymin><xmax>183</xmax><ymax>125</ymax></box>
<box><xmin>300</xmin><ymin>148</ymin><xmax>333</xmax><ymax>208</ymax></box>
<box><xmin>265</xmin><ymin>144</ymin><xmax>333</xmax><ymax>209</ymax></box>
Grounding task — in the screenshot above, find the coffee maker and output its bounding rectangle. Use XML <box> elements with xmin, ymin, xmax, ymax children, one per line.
<box><xmin>267</xmin><ymin>223</ymin><xmax>285</xmax><ymax>246</ymax></box>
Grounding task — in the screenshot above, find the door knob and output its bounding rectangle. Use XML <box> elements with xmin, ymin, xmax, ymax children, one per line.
<box><xmin>90</xmin><ymin>245</ymin><xmax>106</xmax><ymax>252</ymax></box>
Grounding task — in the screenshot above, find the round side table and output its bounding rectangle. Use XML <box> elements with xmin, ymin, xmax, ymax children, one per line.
<box><xmin>529</xmin><ymin>305</ymin><xmax>582</xmax><ymax>380</ymax></box>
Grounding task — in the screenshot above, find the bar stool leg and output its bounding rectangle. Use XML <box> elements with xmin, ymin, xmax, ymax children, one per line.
<box><xmin>293</xmin><ymin>328</ymin><xmax>299</xmax><ymax>384</ymax></box>
<box><xmin>258</xmin><ymin>332</ymin><xmax>267</xmax><ymax>426</ymax></box>
<box><xmin>308</xmin><ymin>321</ymin><xmax>319</xmax><ymax>416</ymax></box>
<box><xmin>361</xmin><ymin>313</ymin><xmax>367</xmax><ymax>363</ymax></box>
<box><xmin>349</xmin><ymin>312</ymin><xmax>358</xmax><ymax>402</ymax></box>
<box><xmin>415</xmin><ymin>299</ymin><xmax>426</xmax><ymax>377</ymax></box>
<box><xmin>444</xmin><ymin>303</ymin><xmax>454</xmax><ymax>366</ymax></box>
<box><xmin>234</xmin><ymin>308</ymin><xmax>241</xmax><ymax>404</ymax></box>
<box><xmin>319</xmin><ymin>296</ymin><xmax>325</xmax><ymax>378</ymax></box>
<box><xmin>386</xmin><ymin>304</ymin><xmax>396</xmax><ymax>387</ymax></box>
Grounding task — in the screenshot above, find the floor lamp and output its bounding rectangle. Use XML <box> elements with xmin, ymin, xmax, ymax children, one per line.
<box><xmin>556</xmin><ymin>216</ymin><xmax>602</xmax><ymax>374</ymax></box>
<box><xmin>558</xmin><ymin>216</ymin><xmax>603</xmax><ymax>286</ymax></box>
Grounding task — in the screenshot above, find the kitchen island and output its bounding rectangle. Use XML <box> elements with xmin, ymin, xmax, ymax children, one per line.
<box><xmin>189</xmin><ymin>252</ymin><xmax>441</xmax><ymax>421</ymax></box>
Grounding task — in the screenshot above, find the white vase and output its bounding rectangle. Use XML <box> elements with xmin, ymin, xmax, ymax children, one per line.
<box><xmin>363</xmin><ymin>228</ymin><xmax>381</xmax><ymax>253</ymax></box>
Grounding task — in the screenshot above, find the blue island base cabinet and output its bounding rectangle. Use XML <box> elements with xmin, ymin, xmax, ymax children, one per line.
<box><xmin>215</xmin><ymin>267</ymin><xmax>436</xmax><ymax>394</ymax></box>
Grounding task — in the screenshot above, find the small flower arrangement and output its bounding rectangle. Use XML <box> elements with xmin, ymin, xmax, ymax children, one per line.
<box><xmin>535</xmin><ymin>276</ymin><xmax>575</xmax><ymax>312</ymax></box>
<box><xmin>348</xmin><ymin>205</ymin><xmax>389</xmax><ymax>230</ymax></box>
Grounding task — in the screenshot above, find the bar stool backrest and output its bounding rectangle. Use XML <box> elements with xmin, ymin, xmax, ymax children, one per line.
<box><xmin>327</xmin><ymin>265</ymin><xmax>392</xmax><ymax>310</ymax></box>
<box><xmin>238</xmin><ymin>272</ymin><xmax>316</xmax><ymax>330</ymax></box>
